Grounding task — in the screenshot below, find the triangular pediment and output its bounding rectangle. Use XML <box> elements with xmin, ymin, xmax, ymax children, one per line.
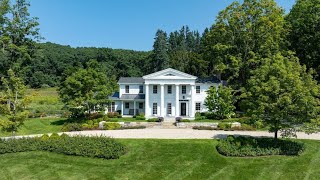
<box><xmin>143</xmin><ymin>68</ymin><xmax>197</xmax><ymax>80</ymax></box>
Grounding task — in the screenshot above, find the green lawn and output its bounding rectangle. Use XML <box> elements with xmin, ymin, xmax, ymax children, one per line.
<box><xmin>0</xmin><ymin>139</ymin><xmax>320</xmax><ymax>179</ymax></box>
<box><xmin>0</xmin><ymin>117</ymin><xmax>66</xmax><ymax>137</ymax></box>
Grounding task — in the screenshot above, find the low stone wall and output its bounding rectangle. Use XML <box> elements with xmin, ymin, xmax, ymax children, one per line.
<box><xmin>99</xmin><ymin>121</ymin><xmax>163</xmax><ymax>129</ymax></box>
<box><xmin>98</xmin><ymin>121</ymin><xmax>241</xmax><ymax>129</ymax></box>
<box><xmin>176</xmin><ymin>122</ymin><xmax>241</xmax><ymax>128</ymax></box>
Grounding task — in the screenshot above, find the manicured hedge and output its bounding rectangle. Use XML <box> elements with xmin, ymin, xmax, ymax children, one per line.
<box><xmin>216</xmin><ymin>135</ymin><xmax>305</xmax><ymax>157</ymax></box>
<box><xmin>0</xmin><ymin>134</ymin><xmax>127</xmax><ymax>159</ymax></box>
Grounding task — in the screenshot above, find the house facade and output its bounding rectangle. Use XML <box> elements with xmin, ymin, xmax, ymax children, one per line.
<box><xmin>108</xmin><ymin>68</ymin><xmax>221</xmax><ymax>119</ymax></box>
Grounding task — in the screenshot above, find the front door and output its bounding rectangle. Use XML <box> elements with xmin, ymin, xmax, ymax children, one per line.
<box><xmin>180</xmin><ymin>103</ymin><xmax>186</xmax><ymax>116</ymax></box>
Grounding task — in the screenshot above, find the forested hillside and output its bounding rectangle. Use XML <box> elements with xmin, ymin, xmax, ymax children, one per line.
<box><xmin>15</xmin><ymin>42</ymin><xmax>151</xmax><ymax>88</ymax></box>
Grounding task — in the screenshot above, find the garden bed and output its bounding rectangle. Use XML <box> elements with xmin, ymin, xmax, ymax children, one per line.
<box><xmin>0</xmin><ymin>134</ymin><xmax>127</xmax><ymax>159</ymax></box>
<box><xmin>216</xmin><ymin>135</ymin><xmax>305</xmax><ymax>157</ymax></box>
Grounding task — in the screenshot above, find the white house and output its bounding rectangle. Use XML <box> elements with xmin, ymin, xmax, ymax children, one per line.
<box><xmin>107</xmin><ymin>68</ymin><xmax>221</xmax><ymax>120</ymax></box>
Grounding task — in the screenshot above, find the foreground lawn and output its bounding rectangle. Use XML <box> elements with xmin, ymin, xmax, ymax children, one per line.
<box><xmin>0</xmin><ymin>118</ymin><xmax>66</xmax><ymax>137</ymax></box>
<box><xmin>0</xmin><ymin>139</ymin><xmax>320</xmax><ymax>179</ymax></box>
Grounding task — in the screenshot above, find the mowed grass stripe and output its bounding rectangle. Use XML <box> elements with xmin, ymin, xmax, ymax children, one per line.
<box><xmin>0</xmin><ymin>139</ymin><xmax>320</xmax><ymax>179</ymax></box>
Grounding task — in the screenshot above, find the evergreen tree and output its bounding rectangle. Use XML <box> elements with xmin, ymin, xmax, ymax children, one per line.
<box><xmin>152</xmin><ymin>29</ymin><xmax>170</xmax><ymax>71</ymax></box>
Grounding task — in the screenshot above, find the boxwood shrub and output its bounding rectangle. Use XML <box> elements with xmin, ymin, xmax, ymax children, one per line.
<box><xmin>0</xmin><ymin>134</ymin><xmax>127</xmax><ymax>159</ymax></box>
<box><xmin>216</xmin><ymin>135</ymin><xmax>305</xmax><ymax>157</ymax></box>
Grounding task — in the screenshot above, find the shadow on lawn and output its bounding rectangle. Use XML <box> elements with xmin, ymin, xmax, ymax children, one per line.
<box><xmin>213</xmin><ymin>134</ymin><xmax>270</xmax><ymax>139</ymax></box>
<box><xmin>50</xmin><ymin>119</ymin><xmax>68</xmax><ymax>126</ymax></box>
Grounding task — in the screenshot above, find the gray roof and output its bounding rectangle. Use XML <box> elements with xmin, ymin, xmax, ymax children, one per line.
<box><xmin>109</xmin><ymin>93</ymin><xmax>145</xmax><ymax>100</ymax></box>
<box><xmin>196</xmin><ymin>76</ymin><xmax>221</xmax><ymax>84</ymax></box>
<box><xmin>109</xmin><ymin>92</ymin><xmax>120</xmax><ymax>100</ymax></box>
<box><xmin>118</xmin><ymin>77</ymin><xmax>144</xmax><ymax>84</ymax></box>
<box><xmin>120</xmin><ymin>94</ymin><xmax>145</xmax><ymax>100</ymax></box>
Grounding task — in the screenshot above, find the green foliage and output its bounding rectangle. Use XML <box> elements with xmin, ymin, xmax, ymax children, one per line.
<box><xmin>203</xmin><ymin>0</ymin><xmax>286</xmax><ymax>87</ymax></box>
<box><xmin>216</xmin><ymin>135</ymin><xmax>305</xmax><ymax>157</ymax></box>
<box><xmin>135</xmin><ymin>113</ymin><xmax>145</xmax><ymax>120</ymax></box>
<box><xmin>147</xmin><ymin>118</ymin><xmax>158</xmax><ymax>122</ymax></box>
<box><xmin>0</xmin><ymin>69</ymin><xmax>30</xmax><ymax>134</ymax></box>
<box><xmin>286</xmin><ymin>0</ymin><xmax>320</xmax><ymax>73</ymax></box>
<box><xmin>0</xmin><ymin>135</ymin><xmax>127</xmax><ymax>159</ymax></box>
<box><xmin>104</xmin><ymin>123</ymin><xmax>121</xmax><ymax>130</ymax></box>
<box><xmin>119</xmin><ymin>126</ymin><xmax>146</xmax><ymax>130</ymax></box>
<box><xmin>61</xmin><ymin>123</ymin><xmax>82</xmax><ymax>132</ymax></box>
<box><xmin>204</xmin><ymin>85</ymin><xmax>236</xmax><ymax>119</ymax></box>
<box><xmin>151</xmin><ymin>29</ymin><xmax>170</xmax><ymax>71</ymax></box>
<box><xmin>241</xmin><ymin>52</ymin><xmax>320</xmax><ymax>138</ymax></box>
<box><xmin>59</xmin><ymin>60</ymin><xmax>115</xmax><ymax>118</ymax></box>
<box><xmin>0</xmin><ymin>0</ymin><xmax>41</xmax><ymax>79</ymax></box>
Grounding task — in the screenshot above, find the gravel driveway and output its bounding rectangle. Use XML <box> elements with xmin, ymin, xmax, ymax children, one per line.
<box><xmin>3</xmin><ymin>129</ymin><xmax>320</xmax><ymax>140</ymax></box>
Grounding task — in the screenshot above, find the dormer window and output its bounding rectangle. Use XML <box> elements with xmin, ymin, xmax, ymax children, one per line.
<box><xmin>125</xmin><ymin>85</ymin><xmax>129</xmax><ymax>93</ymax></box>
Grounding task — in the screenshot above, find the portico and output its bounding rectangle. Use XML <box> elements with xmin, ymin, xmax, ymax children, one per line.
<box><xmin>143</xmin><ymin>69</ymin><xmax>197</xmax><ymax>119</ymax></box>
<box><xmin>109</xmin><ymin>68</ymin><xmax>221</xmax><ymax>120</ymax></box>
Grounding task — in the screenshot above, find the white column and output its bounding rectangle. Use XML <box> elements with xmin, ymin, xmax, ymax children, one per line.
<box><xmin>175</xmin><ymin>84</ymin><xmax>179</xmax><ymax>117</ymax></box>
<box><xmin>121</xmin><ymin>101</ymin><xmax>124</xmax><ymax>115</ymax></box>
<box><xmin>190</xmin><ymin>85</ymin><xmax>195</xmax><ymax>118</ymax></box>
<box><xmin>133</xmin><ymin>101</ymin><xmax>136</xmax><ymax>116</ymax></box>
<box><xmin>145</xmin><ymin>84</ymin><xmax>149</xmax><ymax>117</ymax></box>
<box><xmin>160</xmin><ymin>84</ymin><xmax>164</xmax><ymax>117</ymax></box>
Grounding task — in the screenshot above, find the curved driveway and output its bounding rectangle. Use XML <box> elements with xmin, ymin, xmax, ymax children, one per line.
<box><xmin>3</xmin><ymin>129</ymin><xmax>320</xmax><ymax>140</ymax></box>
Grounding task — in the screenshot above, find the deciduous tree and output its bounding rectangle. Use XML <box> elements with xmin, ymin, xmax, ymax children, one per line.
<box><xmin>242</xmin><ymin>52</ymin><xmax>320</xmax><ymax>138</ymax></box>
<box><xmin>205</xmin><ymin>85</ymin><xmax>235</xmax><ymax>119</ymax></box>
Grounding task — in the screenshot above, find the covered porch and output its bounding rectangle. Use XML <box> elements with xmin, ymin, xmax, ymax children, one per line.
<box><xmin>121</xmin><ymin>100</ymin><xmax>145</xmax><ymax>116</ymax></box>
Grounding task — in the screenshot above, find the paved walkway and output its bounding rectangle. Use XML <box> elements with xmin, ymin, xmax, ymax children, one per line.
<box><xmin>2</xmin><ymin>129</ymin><xmax>320</xmax><ymax>140</ymax></box>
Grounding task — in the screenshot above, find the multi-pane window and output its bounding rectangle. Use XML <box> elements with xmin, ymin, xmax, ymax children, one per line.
<box><xmin>125</xmin><ymin>85</ymin><xmax>129</xmax><ymax>93</ymax></box>
<box><xmin>182</xmin><ymin>85</ymin><xmax>186</xmax><ymax>94</ymax></box>
<box><xmin>139</xmin><ymin>85</ymin><xmax>143</xmax><ymax>93</ymax></box>
<box><xmin>153</xmin><ymin>103</ymin><xmax>157</xmax><ymax>115</ymax></box>
<box><xmin>139</xmin><ymin>102</ymin><xmax>143</xmax><ymax>109</ymax></box>
<box><xmin>153</xmin><ymin>85</ymin><xmax>158</xmax><ymax>94</ymax></box>
<box><xmin>108</xmin><ymin>102</ymin><xmax>115</xmax><ymax>112</ymax></box>
<box><xmin>167</xmin><ymin>85</ymin><xmax>172</xmax><ymax>94</ymax></box>
<box><xmin>167</xmin><ymin>103</ymin><xmax>172</xmax><ymax>115</ymax></box>
<box><xmin>125</xmin><ymin>102</ymin><xmax>129</xmax><ymax>109</ymax></box>
<box><xmin>195</xmin><ymin>103</ymin><xmax>201</xmax><ymax>111</ymax></box>
<box><xmin>196</xmin><ymin>86</ymin><xmax>200</xmax><ymax>93</ymax></box>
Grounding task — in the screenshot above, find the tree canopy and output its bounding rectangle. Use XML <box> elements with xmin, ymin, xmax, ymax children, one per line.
<box><xmin>241</xmin><ymin>52</ymin><xmax>320</xmax><ymax>138</ymax></box>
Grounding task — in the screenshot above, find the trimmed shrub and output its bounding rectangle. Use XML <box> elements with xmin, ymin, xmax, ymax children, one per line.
<box><xmin>193</xmin><ymin>126</ymin><xmax>218</xmax><ymax>130</ymax></box>
<box><xmin>86</xmin><ymin>112</ymin><xmax>103</xmax><ymax>120</ymax></box>
<box><xmin>107</xmin><ymin>112</ymin><xmax>115</xmax><ymax>118</ymax></box>
<box><xmin>0</xmin><ymin>135</ymin><xmax>127</xmax><ymax>159</ymax></box>
<box><xmin>117</xmin><ymin>115</ymin><xmax>122</xmax><ymax>118</ymax></box>
<box><xmin>104</xmin><ymin>123</ymin><xmax>121</xmax><ymax>130</ymax></box>
<box><xmin>136</xmin><ymin>116</ymin><xmax>146</xmax><ymax>120</ymax></box>
<box><xmin>231</xmin><ymin>124</ymin><xmax>256</xmax><ymax>131</ymax></box>
<box><xmin>50</xmin><ymin>133</ymin><xmax>60</xmax><ymax>139</ymax></box>
<box><xmin>216</xmin><ymin>135</ymin><xmax>305</xmax><ymax>157</ymax></box>
<box><xmin>147</xmin><ymin>118</ymin><xmax>158</xmax><ymax>122</ymax></box>
<box><xmin>61</xmin><ymin>123</ymin><xmax>83</xmax><ymax>132</ymax></box>
<box><xmin>180</xmin><ymin>119</ymin><xmax>191</xmax><ymax>122</ymax></box>
<box><xmin>119</xmin><ymin>126</ymin><xmax>146</xmax><ymax>129</ymax></box>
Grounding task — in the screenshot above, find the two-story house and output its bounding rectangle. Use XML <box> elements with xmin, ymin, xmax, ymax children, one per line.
<box><xmin>108</xmin><ymin>68</ymin><xmax>221</xmax><ymax>119</ymax></box>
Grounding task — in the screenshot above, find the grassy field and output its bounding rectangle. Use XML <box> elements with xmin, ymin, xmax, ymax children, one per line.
<box><xmin>26</xmin><ymin>88</ymin><xmax>65</xmax><ymax>116</ymax></box>
<box><xmin>0</xmin><ymin>117</ymin><xmax>66</xmax><ymax>137</ymax></box>
<box><xmin>0</xmin><ymin>139</ymin><xmax>319</xmax><ymax>179</ymax></box>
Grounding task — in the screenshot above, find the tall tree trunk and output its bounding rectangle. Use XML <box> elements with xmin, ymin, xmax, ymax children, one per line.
<box><xmin>274</xmin><ymin>130</ymin><xmax>278</xmax><ymax>139</ymax></box>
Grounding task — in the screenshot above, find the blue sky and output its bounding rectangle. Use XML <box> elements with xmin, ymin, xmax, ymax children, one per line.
<box><xmin>29</xmin><ymin>0</ymin><xmax>296</xmax><ymax>51</ymax></box>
